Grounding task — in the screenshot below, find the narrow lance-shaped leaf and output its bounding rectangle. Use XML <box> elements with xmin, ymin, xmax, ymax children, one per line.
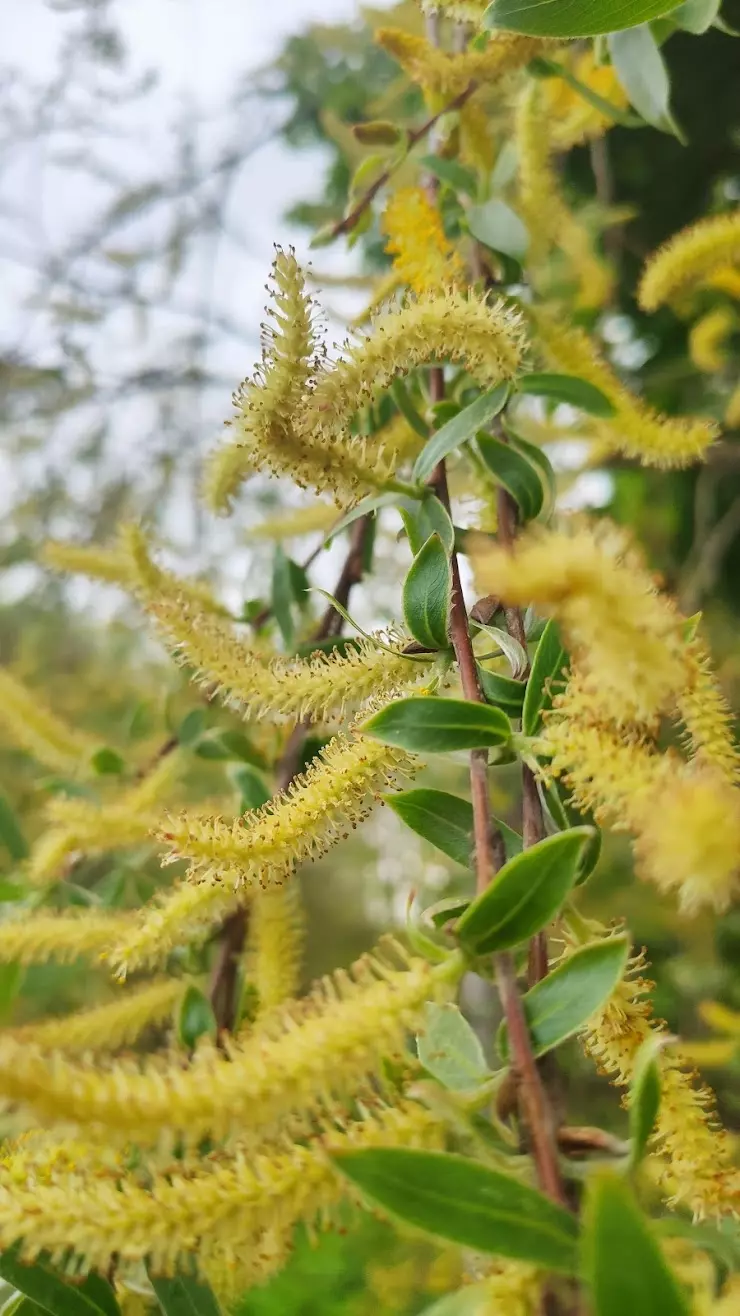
<box><xmin>629</xmin><ymin>1036</ymin><xmax>663</xmax><ymax>1168</ymax></box>
<box><xmin>477</xmin><ymin>666</ymin><xmax>526</xmax><ymax>716</ymax></box>
<box><xmin>177</xmin><ymin>985</ymin><xmax>217</xmax><ymax>1049</ymax></box>
<box><xmin>456</xmin><ymin>828</ymin><xmax>595</xmax><ymax>956</ymax></box>
<box><xmin>0</xmin><ymin>1251</ymin><xmax>109</xmax><ymax>1316</ymax></box>
<box><xmin>484</xmin><ymin>0</ymin><xmax>687</xmax><ymax>38</ymax></box>
<box><xmin>0</xmin><ymin>794</ymin><xmax>28</xmax><ymax>862</ymax></box>
<box><xmin>583</xmin><ymin>1174</ymin><xmax>691</xmax><ymax>1316</ymax></box>
<box><xmin>467</xmin><ymin>199</ymin><xmax>529</xmax><ymax>260</ymax></box>
<box><xmin>361</xmin><ymin>698</ymin><xmax>512</xmax><ymax>754</ymax></box>
<box><xmin>386</xmin><ymin>788</ymin><xmax>522</xmax><ymax>869</ymax></box>
<box><xmin>271</xmin><ymin>544</ymin><xmax>295</xmax><ymax>647</ymax></box>
<box><xmin>515</xmin><ymin>373</ymin><xmax>616</xmax><ymax>417</ymax></box>
<box><xmin>476</xmin><ymin>432</ymin><xmax>545</xmax><ymax>522</ymax></box>
<box><xmin>400</xmin><ymin>495</ymin><xmax>454</xmax><ymax>556</ymax></box>
<box><xmin>542</xmin><ymin>779</ymin><xmax>602</xmax><ymax>885</ymax></box>
<box><xmin>413</xmin><ymin>384</ymin><xmax>509</xmax><ymax>484</ymax></box>
<box><xmin>417</xmin><ymin>1002</ymin><xmax>492</xmax><ymax>1090</ymax></box>
<box><xmin>608</xmin><ymin>25</ymin><xmax>681</xmax><ymax>137</ymax></box>
<box><xmin>333</xmin><ymin>1149</ymin><xmax>580</xmax><ymax>1274</ymax></box>
<box><xmin>498</xmin><ymin>935</ymin><xmax>630</xmax><ymax>1060</ymax></box>
<box><xmin>522</xmin><ymin>619</ymin><xmax>568</xmax><ymax>738</ymax></box>
<box><xmin>148</xmin><ymin>1274</ymin><xmax>222</xmax><ymax>1316</ymax></box>
<box><xmin>402</xmin><ymin>534</ymin><xmax>452</xmax><ymax>651</ymax></box>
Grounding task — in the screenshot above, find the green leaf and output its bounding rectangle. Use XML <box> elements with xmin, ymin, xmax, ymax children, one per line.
<box><xmin>416</xmin><ymin>1287</ymin><xmax>493</xmax><ymax>1316</ymax></box>
<box><xmin>325</xmin><ymin>491</ymin><xmax>405</xmax><ymax>544</ymax></box>
<box><xmin>90</xmin><ymin>747</ymin><xmax>125</xmax><ymax>776</ymax></box>
<box><xmin>475</xmin><ymin>624</ymin><xmax>528</xmax><ymax>677</ymax></box>
<box><xmin>477</xmin><ymin>667</ymin><xmax>526</xmax><ymax>716</ymax></box>
<box><xmin>271</xmin><ymin>544</ymin><xmax>295</xmax><ymax>648</ymax></box>
<box><xmin>333</xmin><ymin>1149</ymin><xmax>579</xmax><ymax>1272</ymax></box>
<box><xmin>457</xmin><ymin>828</ymin><xmax>595</xmax><ymax>956</ymax></box>
<box><xmin>352</xmin><ymin>119</ymin><xmax>402</xmax><ymax>146</ymax></box>
<box><xmin>608</xmin><ymin>25</ymin><xmax>681</xmax><ymax>137</ymax></box>
<box><xmin>484</xmin><ymin>0</ymin><xmax>686</xmax><ymax>37</ymax></box>
<box><xmin>418</xmin><ymin>155</ymin><xmax>478</xmax><ymax>197</ymax></box>
<box><xmin>74</xmin><ymin>1280</ymin><xmax>119</xmax><ymax>1316</ymax></box>
<box><xmin>361</xmin><ymin>697</ymin><xmax>512</xmax><ymax>753</ymax></box>
<box><xmin>504</xmin><ymin>425</ymin><xmax>557</xmax><ymax>517</ymax></box>
<box><xmin>390</xmin><ymin>379</ymin><xmax>430</xmax><ymax>438</ymax></box>
<box><xmin>499</xmin><ymin>935</ymin><xmax>630</xmax><ymax>1060</ymax></box>
<box><xmin>672</xmin><ymin>0</ymin><xmax>719</xmax><ymax>30</ymax></box>
<box><xmin>417</xmin><ymin>1002</ymin><xmax>492</xmax><ymax>1090</ymax></box>
<box><xmin>542</xmin><ymin>781</ymin><xmax>602</xmax><ymax>884</ymax></box>
<box><xmin>193</xmin><ymin>728</ymin><xmax>265</xmax><ymax>767</ymax></box>
<box><xmin>413</xmin><ymin>384</ymin><xmax>510</xmax><ymax>484</ymax></box>
<box><xmin>629</xmin><ymin>1036</ymin><xmax>663</xmax><ymax>1168</ymax></box>
<box><xmin>387</xmin><ymin>789</ymin><xmax>522</xmax><ymax>868</ymax></box>
<box><xmin>0</xmin><ymin>882</ymin><xmax>24</xmax><ymax>903</ymax></box>
<box><xmin>583</xmin><ymin>1174</ymin><xmax>690</xmax><ymax>1315</ymax></box>
<box><xmin>522</xmin><ymin>620</ymin><xmax>568</xmax><ymax>737</ymax></box>
<box><xmin>0</xmin><ymin>795</ymin><xmax>28</xmax><ymax>862</ymax></box>
<box><xmin>0</xmin><ymin>1253</ymin><xmax>108</xmax><ymax>1316</ymax></box>
<box><xmin>400</xmin><ymin>495</ymin><xmax>455</xmax><ymax>556</ymax></box>
<box><xmin>467</xmin><ymin>198</ymin><xmax>529</xmax><ymax>260</ymax></box>
<box><xmin>516</xmin><ymin>373</ymin><xmax>616</xmax><ymax>417</ymax></box>
<box><xmin>148</xmin><ymin>1274</ymin><xmax>221</xmax><ymax>1316</ymax></box>
<box><xmin>528</xmin><ymin>56</ymin><xmax>641</xmax><ymax>127</ymax></box>
<box><xmin>476</xmin><ymin>432</ymin><xmax>545</xmax><ymax>521</ymax></box>
<box><xmin>177</xmin><ymin>708</ymin><xmax>209</xmax><ymax>746</ymax></box>
<box><xmin>403</xmin><ymin>535</ymin><xmax>452</xmax><ymax>651</ymax></box>
<box><xmin>230</xmin><ymin>764</ymin><xmax>271</xmax><ymax>811</ymax></box>
<box><xmin>177</xmin><ymin>984</ymin><xmax>217</xmax><ymax>1049</ymax></box>
<box><xmin>0</xmin><ymin>965</ymin><xmax>23</xmax><ymax>1019</ymax></box>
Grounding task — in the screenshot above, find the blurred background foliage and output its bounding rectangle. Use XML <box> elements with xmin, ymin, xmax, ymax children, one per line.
<box><xmin>2</xmin><ymin>0</ymin><xmax>740</xmax><ymax>1310</ymax></box>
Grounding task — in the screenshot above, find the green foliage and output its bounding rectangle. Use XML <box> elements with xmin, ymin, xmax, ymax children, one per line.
<box><xmin>402</xmin><ymin>536</ymin><xmax>452</xmax><ymax>651</ymax></box>
<box><xmin>583</xmin><ymin>1175</ymin><xmax>690</xmax><ymax>1314</ymax></box>
<box><xmin>412</xmin><ymin>385</ymin><xmax>510</xmax><ymax>484</ymax></box>
<box><xmin>361</xmin><ymin>697</ymin><xmax>511</xmax><ymax>753</ymax></box>
<box><xmin>485</xmin><ymin>0</ymin><xmax>686</xmax><ymax>37</ymax></box>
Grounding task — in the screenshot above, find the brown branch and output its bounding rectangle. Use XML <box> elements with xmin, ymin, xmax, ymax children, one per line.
<box><xmin>328</xmin><ymin>82</ymin><xmax>477</xmax><ymax>241</ymax></box>
<box><xmin>208</xmin><ymin>514</ymin><xmax>372</xmax><ymax>1031</ymax></box>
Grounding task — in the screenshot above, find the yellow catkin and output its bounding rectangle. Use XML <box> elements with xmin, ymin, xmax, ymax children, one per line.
<box><xmin>473</xmin><ymin>1263</ymin><xmax>542</xmax><ymax>1316</ymax></box>
<box><xmin>382</xmin><ymin>187</ymin><xmax>463</xmax><ymax>295</ymax></box>
<box><xmin>248</xmin><ymin>503</ymin><xmax>338</xmax><ymax>541</ymax></box>
<box><xmin>515</xmin><ymin>80</ymin><xmax>613</xmax><ymax>310</ymax></box>
<box><xmin>725</xmin><ymin>380</ymin><xmax>740</xmax><ymax>430</ymax></box>
<box><xmin>472</xmin><ymin>523</ymin><xmax>686</xmax><ymax>723</ymax></box>
<box><xmin>10</xmin><ymin>978</ymin><xmax>184</xmax><ymax>1054</ymax></box>
<box><xmin>40</xmin><ymin>540</ymin><xmax>134</xmax><ymax>587</ymax></box>
<box><xmin>0</xmin><ymin>943</ymin><xmax>457</xmax><ymax>1146</ymax></box>
<box><xmin>572</xmin><ymin>923</ymin><xmax>740</xmax><ymax>1217</ymax></box>
<box><xmin>27</xmin><ymin>752</ymin><xmax>184</xmax><ymax>885</ymax></box>
<box><xmin>676</xmin><ymin>639</ymin><xmax>740</xmax><ymax>781</ymax></box>
<box><xmin>249</xmin><ymin>883</ymin><xmax>306</xmax><ymax>1013</ymax></box>
<box><xmin>535</xmin><ymin>313</ymin><xmax>718</xmax><ymax>467</ymax></box>
<box><xmin>633</xmin><ymin>766</ymin><xmax>740</xmax><ymax>913</ymax></box>
<box><xmin>146</xmin><ymin>591</ymin><xmax>429</xmax><ymax>725</ymax></box>
<box><xmin>712</xmin><ymin>1277</ymin><xmax>740</xmax><ymax>1314</ymax></box>
<box><xmin>0</xmin><ymin>911</ymin><xmax>133</xmax><ymax>966</ymax></box>
<box><xmin>376</xmin><ymin>27</ymin><xmax>550</xmax><ymax>99</ymax></box>
<box><xmin>0</xmin><ymin>669</ymin><xmax>100</xmax><ymax>775</ymax></box>
<box><xmin>0</xmin><ymin>1101</ymin><xmax>443</xmax><ymax>1282</ymax></box>
<box><xmin>119</xmin><ymin>523</ymin><xmax>227</xmax><ymax>616</ymax></box>
<box><xmin>543</xmin><ymin>49</ymin><xmax>628</xmax><ymax>150</ymax></box>
<box><xmin>706</xmin><ymin>265</ymin><xmax>740</xmax><ymax>299</ymax></box>
<box><xmin>111</xmin><ymin>732</ymin><xmax>417</xmax><ymax>973</ymax></box>
<box><xmin>688</xmin><ymin>306</ymin><xmax>736</xmax><ymax>373</ymax></box>
<box><xmin>639</xmin><ymin>209</ymin><xmax>740</xmax><ymax>311</ymax></box>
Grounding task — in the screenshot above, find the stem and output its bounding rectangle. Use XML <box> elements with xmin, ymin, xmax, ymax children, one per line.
<box><xmin>208</xmin><ymin>515</ymin><xmax>372</xmax><ymax>1031</ymax></box>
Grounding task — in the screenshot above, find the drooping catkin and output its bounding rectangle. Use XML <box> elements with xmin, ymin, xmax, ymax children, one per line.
<box><xmin>10</xmin><ymin>978</ymin><xmax>185</xmax><ymax>1054</ymax></box>
<box><xmin>638</xmin><ymin>209</ymin><xmax>740</xmax><ymax>311</ymax></box>
<box><xmin>0</xmin><ymin>910</ymin><xmax>134</xmax><ymax>966</ymax></box>
<box><xmin>0</xmin><ymin>669</ymin><xmax>100</xmax><ymax>776</ymax></box>
<box><xmin>382</xmin><ymin>187</ymin><xmax>463</xmax><ymax>295</ymax></box>
<box><xmin>0</xmin><ymin>943</ymin><xmax>459</xmax><ymax>1146</ymax></box>
<box><xmin>376</xmin><ymin>26</ymin><xmax>550</xmax><ymax>99</ymax></box>
<box><xmin>110</xmin><ymin>731</ymin><xmax>418</xmax><ymax>974</ymax></box>
<box><xmin>249</xmin><ymin>883</ymin><xmax>306</xmax><ymax>1013</ymax></box>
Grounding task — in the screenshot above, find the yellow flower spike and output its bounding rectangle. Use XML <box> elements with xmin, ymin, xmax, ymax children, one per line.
<box><xmin>706</xmin><ymin>265</ymin><xmax>740</xmax><ymax>299</ymax></box>
<box><xmin>698</xmin><ymin>1000</ymin><xmax>740</xmax><ymax>1036</ymax></box>
<box><xmin>543</xmin><ymin>49</ymin><xmax>628</xmax><ymax>150</ymax></box>
<box><xmin>633</xmin><ymin>766</ymin><xmax>740</xmax><ymax>912</ymax></box>
<box><xmin>146</xmin><ymin>590</ymin><xmax>429</xmax><ymax>727</ymax></box>
<box><xmin>249</xmin><ymin>883</ymin><xmax>306</xmax><ymax>1013</ymax></box>
<box><xmin>381</xmin><ymin>187</ymin><xmax>463</xmax><ymax>296</ymax></box>
<box><xmin>0</xmin><ymin>944</ymin><xmax>457</xmax><ymax>1146</ymax></box>
<box><xmin>417</xmin><ymin>0</ymin><xmax>489</xmax><ymax>19</ymax></box>
<box><xmin>535</xmin><ymin>313</ymin><xmax>718</xmax><ymax>467</ymax></box>
<box><xmin>638</xmin><ymin>209</ymin><xmax>740</xmax><ymax>311</ymax></box>
<box><xmin>119</xmin><ymin>523</ymin><xmax>227</xmax><ymax>616</ymax></box>
<box><xmin>573</xmin><ymin>924</ymin><xmax>740</xmax><ymax>1219</ymax></box>
<box><xmin>688</xmin><ymin>306</ymin><xmax>736</xmax><ymax>373</ymax></box>
<box><xmin>0</xmin><ymin>668</ymin><xmax>100</xmax><ymax>776</ymax></box>
<box><xmin>376</xmin><ymin>27</ymin><xmax>551</xmax><ymax>99</ymax></box>
<box><xmin>0</xmin><ymin>1100</ymin><xmax>443</xmax><ymax>1278</ymax></box>
<box><xmin>0</xmin><ymin>910</ymin><xmax>133</xmax><ymax>966</ymax></box>
<box><xmin>675</xmin><ymin>639</ymin><xmax>740</xmax><ymax>782</ymax></box>
<box><xmin>248</xmin><ymin>502</ymin><xmax>338</xmax><ymax>541</ymax></box>
<box><xmin>10</xmin><ymin>978</ymin><xmax>185</xmax><ymax>1054</ymax></box>
<box><xmin>40</xmin><ymin>540</ymin><xmax>134</xmax><ymax>587</ymax></box>
<box><xmin>472</xmin><ymin>523</ymin><xmax>686</xmax><ymax>724</ymax></box>
<box><xmin>111</xmin><ymin>731</ymin><xmax>418</xmax><ymax>973</ymax></box>
<box><xmin>725</xmin><ymin>380</ymin><xmax>740</xmax><ymax>430</ymax></box>
<box><xmin>473</xmin><ymin>1261</ymin><xmax>542</xmax><ymax>1316</ymax></box>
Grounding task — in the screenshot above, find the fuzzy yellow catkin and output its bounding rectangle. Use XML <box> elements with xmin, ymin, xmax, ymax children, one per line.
<box><xmin>111</xmin><ymin>731</ymin><xmax>418</xmax><ymax>973</ymax></box>
<box><xmin>543</xmin><ymin>49</ymin><xmax>628</xmax><ymax>150</ymax></box>
<box><xmin>0</xmin><ymin>1100</ymin><xmax>443</xmax><ymax>1281</ymax></box>
<box><xmin>248</xmin><ymin>502</ymin><xmax>338</xmax><ymax>541</ymax></box>
<box><xmin>0</xmin><ymin>943</ymin><xmax>458</xmax><ymax>1146</ymax></box>
<box><xmin>515</xmin><ymin>80</ymin><xmax>613</xmax><ymax>310</ymax></box>
<box><xmin>146</xmin><ymin>590</ymin><xmax>429</xmax><ymax>726</ymax></box>
<box><xmin>0</xmin><ymin>910</ymin><xmax>133</xmax><ymax>966</ymax></box>
<box><xmin>571</xmin><ymin>922</ymin><xmax>740</xmax><ymax>1218</ymax></box>
<box><xmin>0</xmin><ymin>668</ymin><xmax>100</xmax><ymax>775</ymax></box>
<box><xmin>382</xmin><ymin>187</ymin><xmax>463</xmax><ymax>296</ymax></box>
<box><xmin>638</xmin><ymin>209</ymin><xmax>740</xmax><ymax>311</ymax></box>
<box><xmin>40</xmin><ymin>540</ymin><xmax>134</xmax><ymax>587</ymax></box>
<box><xmin>472</xmin><ymin>1263</ymin><xmax>542</xmax><ymax>1316</ymax></box>
<box><xmin>10</xmin><ymin>978</ymin><xmax>184</xmax><ymax>1054</ymax></box>
<box><xmin>249</xmin><ymin>883</ymin><xmax>305</xmax><ymax>1013</ymax></box>
<box><xmin>688</xmin><ymin>306</ymin><xmax>736</xmax><ymax>374</ymax></box>
<box><xmin>676</xmin><ymin>639</ymin><xmax>740</xmax><ymax>782</ymax></box>
<box><xmin>119</xmin><ymin>523</ymin><xmax>227</xmax><ymax>617</ymax></box>
<box><xmin>725</xmin><ymin>380</ymin><xmax>740</xmax><ymax>430</ymax></box>
<box><xmin>472</xmin><ymin>523</ymin><xmax>686</xmax><ymax>723</ymax></box>
<box><xmin>534</xmin><ymin>312</ymin><xmax>718</xmax><ymax>467</ymax></box>
<box><xmin>375</xmin><ymin>27</ymin><xmax>550</xmax><ymax>99</ymax></box>
<box><xmin>27</xmin><ymin>750</ymin><xmax>185</xmax><ymax>885</ymax></box>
